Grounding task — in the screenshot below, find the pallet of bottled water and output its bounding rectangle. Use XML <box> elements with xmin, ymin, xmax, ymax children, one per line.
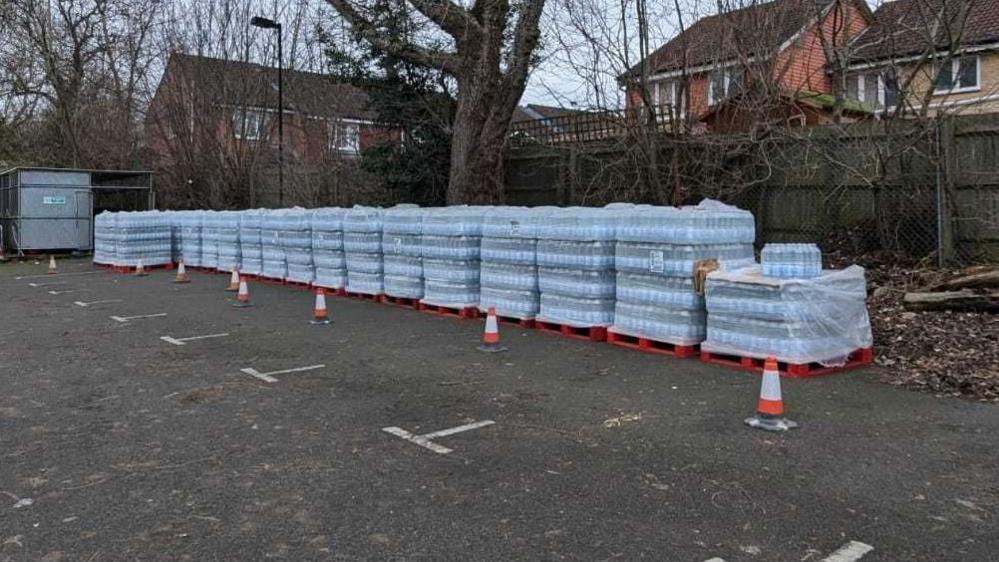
<box><xmin>383</xmin><ymin>205</ymin><xmax>425</xmax><ymax>299</ymax></box>
<box><xmin>311</xmin><ymin>208</ymin><xmax>346</xmax><ymax>290</ymax></box>
<box><xmin>282</xmin><ymin>208</ymin><xmax>315</xmax><ymax>284</ymax></box>
<box><xmin>113</xmin><ymin>211</ymin><xmax>172</xmax><ymax>267</ymax></box>
<box><xmin>761</xmin><ymin>243</ymin><xmax>822</xmax><ymax>279</ymax></box>
<box><xmin>93</xmin><ymin>211</ymin><xmax>117</xmax><ymax>265</ymax></box>
<box><xmin>178</xmin><ymin>210</ymin><xmax>204</xmax><ymax>267</ymax></box>
<box><xmin>239</xmin><ymin>210</ymin><xmax>264</xmax><ymax>275</ymax></box>
<box><xmin>344</xmin><ymin>206</ymin><xmax>384</xmax><ymax>295</ymax></box>
<box><xmin>421</xmin><ymin>206</ymin><xmax>485</xmax><ymax>309</ymax></box>
<box><xmin>217</xmin><ymin>211</ymin><xmax>242</xmax><ymax>272</ymax></box>
<box><xmin>479</xmin><ymin>207</ymin><xmax>539</xmax><ymax>319</ymax></box>
<box><xmin>611</xmin><ymin>201</ymin><xmax>756</xmax><ymax>345</ymax></box>
<box><xmin>200</xmin><ymin>211</ymin><xmax>222</xmax><ymax>269</ymax></box>
<box><xmin>261</xmin><ymin>210</ymin><xmax>288</xmax><ymax>280</ymax></box>
<box><xmin>702</xmin><ymin>265</ymin><xmax>873</xmax><ymax>365</ymax></box>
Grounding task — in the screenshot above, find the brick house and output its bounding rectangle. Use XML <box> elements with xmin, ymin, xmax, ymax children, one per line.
<box><xmin>621</xmin><ymin>0</ymin><xmax>873</xmax><ymax>130</ymax></box>
<box><xmin>146</xmin><ymin>53</ymin><xmax>397</xmax><ymax>206</ymax></box>
<box><xmin>843</xmin><ymin>0</ymin><xmax>999</xmax><ymax>116</ymax></box>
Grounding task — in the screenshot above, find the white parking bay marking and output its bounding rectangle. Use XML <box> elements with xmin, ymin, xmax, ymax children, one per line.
<box><xmin>239</xmin><ymin>364</ymin><xmax>325</xmax><ymax>383</ymax></box>
<box><xmin>28</xmin><ymin>281</ymin><xmax>66</xmax><ymax>287</ymax></box>
<box><xmin>383</xmin><ymin>420</ymin><xmax>496</xmax><ymax>455</ymax></box>
<box><xmin>74</xmin><ymin>299</ymin><xmax>123</xmax><ymax>308</ymax></box>
<box><xmin>16</xmin><ymin>271</ymin><xmax>102</xmax><ymax>280</ymax></box>
<box><xmin>160</xmin><ymin>333</ymin><xmax>229</xmax><ymax>346</ymax></box>
<box><xmin>703</xmin><ymin>558</ymin><xmax>727</xmax><ymax>562</ymax></box>
<box><xmin>821</xmin><ymin>541</ymin><xmax>874</xmax><ymax>562</ymax></box>
<box><xmin>48</xmin><ymin>289</ymin><xmax>88</xmax><ymax>295</ymax></box>
<box><xmin>110</xmin><ymin>313</ymin><xmax>168</xmax><ymax>323</ymax></box>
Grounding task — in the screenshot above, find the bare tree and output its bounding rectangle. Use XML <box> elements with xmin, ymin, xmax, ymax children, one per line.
<box><xmin>324</xmin><ymin>0</ymin><xmax>547</xmax><ymax>203</ymax></box>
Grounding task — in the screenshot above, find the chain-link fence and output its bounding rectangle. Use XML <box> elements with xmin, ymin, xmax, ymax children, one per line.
<box><xmin>506</xmin><ymin>111</ymin><xmax>999</xmax><ymax>267</ymax></box>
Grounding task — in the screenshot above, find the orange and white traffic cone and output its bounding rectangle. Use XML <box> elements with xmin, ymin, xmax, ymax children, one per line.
<box><xmin>47</xmin><ymin>255</ymin><xmax>58</xmax><ymax>274</ymax></box>
<box><xmin>173</xmin><ymin>258</ymin><xmax>191</xmax><ymax>284</ymax></box>
<box><xmin>477</xmin><ymin>307</ymin><xmax>507</xmax><ymax>353</ymax></box>
<box><xmin>311</xmin><ymin>287</ymin><xmax>330</xmax><ymax>324</ymax></box>
<box><xmin>134</xmin><ymin>257</ymin><xmax>148</xmax><ymax>277</ymax></box>
<box><xmin>225</xmin><ymin>266</ymin><xmax>240</xmax><ymax>291</ymax></box>
<box><xmin>745</xmin><ymin>357</ymin><xmax>798</xmax><ymax>432</ymax></box>
<box><xmin>232</xmin><ymin>276</ymin><xmax>252</xmax><ymax>308</ymax></box>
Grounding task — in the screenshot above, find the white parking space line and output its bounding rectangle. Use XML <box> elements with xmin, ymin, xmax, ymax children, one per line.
<box><xmin>822</xmin><ymin>541</ymin><xmax>874</xmax><ymax>562</ymax></box>
<box><xmin>383</xmin><ymin>420</ymin><xmax>496</xmax><ymax>455</ymax></box>
<box><xmin>16</xmin><ymin>271</ymin><xmax>102</xmax><ymax>280</ymax></box>
<box><xmin>239</xmin><ymin>364</ymin><xmax>325</xmax><ymax>383</ymax></box>
<box><xmin>110</xmin><ymin>313</ymin><xmax>168</xmax><ymax>323</ymax></box>
<box><xmin>703</xmin><ymin>558</ymin><xmax>727</xmax><ymax>562</ymax></box>
<box><xmin>160</xmin><ymin>333</ymin><xmax>229</xmax><ymax>346</ymax></box>
<box><xmin>74</xmin><ymin>299</ymin><xmax>123</xmax><ymax>308</ymax></box>
<box><xmin>28</xmin><ymin>281</ymin><xmax>66</xmax><ymax>287</ymax></box>
<box><xmin>48</xmin><ymin>289</ymin><xmax>88</xmax><ymax>295</ymax></box>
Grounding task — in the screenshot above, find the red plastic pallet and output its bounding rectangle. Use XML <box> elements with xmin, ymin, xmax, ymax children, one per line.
<box><xmin>534</xmin><ymin>320</ymin><xmax>607</xmax><ymax>342</ymax></box>
<box><xmin>607</xmin><ymin>331</ymin><xmax>698</xmax><ymax>358</ymax></box>
<box><xmin>110</xmin><ymin>262</ymin><xmax>174</xmax><ymax>274</ymax></box>
<box><xmin>284</xmin><ymin>279</ymin><xmax>313</xmax><ymax>291</ymax></box>
<box><xmin>418</xmin><ymin>303</ymin><xmax>480</xmax><ymax>319</ymax></box>
<box><xmin>346</xmin><ymin>291</ymin><xmax>385</xmax><ymax>303</ymax></box>
<box><xmin>495</xmin><ymin>314</ymin><xmax>536</xmax><ymax>329</ymax></box>
<box><xmin>699</xmin><ymin>347</ymin><xmax>875</xmax><ymax>379</ymax></box>
<box><xmin>314</xmin><ymin>286</ymin><xmax>347</xmax><ymax>297</ymax></box>
<box><xmin>384</xmin><ymin>295</ymin><xmax>420</xmax><ymax>309</ymax></box>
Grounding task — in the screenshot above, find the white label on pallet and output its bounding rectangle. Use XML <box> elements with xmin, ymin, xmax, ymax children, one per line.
<box><xmin>649</xmin><ymin>250</ymin><xmax>665</xmax><ymax>274</ymax></box>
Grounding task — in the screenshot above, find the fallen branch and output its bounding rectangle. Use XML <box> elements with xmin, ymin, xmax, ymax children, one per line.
<box><xmin>903</xmin><ymin>290</ymin><xmax>999</xmax><ymax>312</ymax></box>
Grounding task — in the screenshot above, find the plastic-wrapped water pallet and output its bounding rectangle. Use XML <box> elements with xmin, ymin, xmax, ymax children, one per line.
<box><xmin>311</xmin><ymin>207</ymin><xmax>346</xmax><ymax>290</ymax></box>
<box><xmin>344</xmin><ymin>206</ymin><xmax>384</xmax><ymax>295</ymax></box>
<box><xmin>114</xmin><ymin>211</ymin><xmax>172</xmax><ymax>267</ymax></box>
<box><xmin>420</xmin><ymin>207</ymin><xmax>485</xmax><ymax>309</ymax></box>
<box><xmin>164</xmin><ymin>211</ymin><xmax>182</xmax><ymax>263</ymax></box>
<box><xmin>702</xmin><ymin>264</ymin><xmax>874</xmax><ymax>374</ymax></box>
<box><xmin>93</xmin><ymin>211</ymin><xmax>116</xmax><ymax>265</ymax></box>
<box><xmin>261</xmin><ymin>210</ymin><xmax>288</xmax><ymax>280</ymax></box>
<box><xmin>239</xmin><ymin>210</ymin><xmax>264</xmax><ymax>275</ymax></box>
<box><xmin>479</xmin><ymin>207</ymin><xmax>539</xmax><ymax>319</ymax></box>
<box><xmin>217</xmin><ymin>211</ymin><xmax>241</xmax><ymax>272</ymax></box>
<box><xmin>200</xmin><ymin>211</ymin><xmax>221</xmax><ymax>269</ymax></box>
<box><xmin>610</xmin><ymin>201</ymin><xmax>756</xmax><ymax>351</ymax></box>
<box><xmin>761</xmin><ymin>243</ymin><xmax>822</xmax><ymax>279</ymax></box>
<box><xmin>180</xmin><ymin>210</ymin><xmax>204</xmax><ymax>267</ymax></box>
<box><xmin>535</xmin><ymin>207</ymin><xmax>619</xmax><ymax>330</ymax></box>
<box><xmin>282</xmin><ymin>208</ymin><xmax>314</xmax><ymax>284</ymax></box>
<box><xmin>383</xmin><ymin>205</ymin><xmax>425</xmax><ymax>299</ymax></box>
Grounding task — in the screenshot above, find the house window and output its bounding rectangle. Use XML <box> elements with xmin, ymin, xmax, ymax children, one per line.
<box><xmin>708</xmin><ymin>68</ymin><xmax>742</xmax><ymax>105</ymax></box>
<box><xmin>653</xmin><ymin>80</ymin><xmax>683</xmax><ymax>119</ymax></box>
<box><xmin>330</xmin><ymin>121</ymin><xmax>361</xmax><ymax>153</ymax></box>
<box><xmin>232</xmin><ymin>108</ymin><xmax>267</xmax><ymax>140</ymax></box>
<box><xmin>934</xmin><ymin>56</ymin><xmax>979</xmax><ymax>94</ymax></box>
<box><xmin>846</xmin><ymin>72</ymin><xmax>886</xmax><ymax>108</ymax></box>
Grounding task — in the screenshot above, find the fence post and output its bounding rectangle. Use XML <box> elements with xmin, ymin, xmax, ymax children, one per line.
<box><xmin>936</xmin><ymin>118</ymin><xmax>956</xmax><ymax>266</ymax></box>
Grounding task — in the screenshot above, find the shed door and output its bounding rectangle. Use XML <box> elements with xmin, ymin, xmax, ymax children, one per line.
<box><xmin>75</xmin><ymin>190</ymin><xmax>93</xmax><ymax>250</ymax></box>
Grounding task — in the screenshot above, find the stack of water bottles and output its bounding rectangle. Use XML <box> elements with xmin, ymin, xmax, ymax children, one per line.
<box><xmin>344</xmin><ymin>206</ymin><xmax>384</xmax><ymax>295</ymax></box>
<box><xmin>164</xmin><ymin>211</ymin><xmax>182</xmax><ymax>263</ymax></box>
<box><xmin>761</xmin><ymin>243</ymin><xmax>822</xmax><ymax>279</ymax></box>
<box><xmin>421</xmin><ymin>206</ymin><xmax>485</xmax><ymax>309</ymax></box>
<box><xmin>114</xmin><ymin>211</ymin><xmax>172</xmax><ymax>267</ymax></box>
<box><xmin>479</xmin><ymin>207</ymin><xmax>539</xmax><ymax>319</ymax></box>
<box><xmin>282</xmin><ymin>208</ymin><xmax>315</xmax><ymax>284</ymax></box>
<box><xmin>611</xmin><ymin>201</ymin><xmax>756</xmax><ymax>345</ymax></box>
<box><xmin>535</xmin><ymin>207</ymin><xmax>617</xmax><ymax>327</ymax></box>
<box><xmin>311</xmin><ymin>208</ymin><xmax>347</xmax><ymax>290</ymax></box>
<box><xmin>93</xmin><ymin>211</ymin><xmax>116</xmax><ymax>265</ymax></box>
<box><xmin>199</xmin><ymin>211</ymin><xmax>221</xmax><ymax>269</ymax></box>
<box><xmin>179</xmin><ymin>211</ymin><xmax>203</xmax><ymax>267</ymax></box>
<box><xmin>239</xmin><ymin>210</ymin><xmax>264</xmax><ymax>275</ymax></box>
<box><xmin>261</xmin><ymin>209</ymin><xmax>288</xmax><ymax>279</ymax></box>
<box><xmin>382</xmin><ymin>205</ymin><xmax>425</xmax><ymax>299</ymax></box>
<box><xmin>217</xmin><ymin>211</ymin><xmax>241</xmax><ymax>272</ymax></box>
<box><xmin>703</xmin><ymin>258</ymin><xmax>873</xmax><ymax>365</ymax></box>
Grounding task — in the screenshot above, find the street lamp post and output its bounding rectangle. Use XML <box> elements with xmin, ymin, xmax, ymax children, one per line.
<box><xmin>251</xmin><ymin>16</ymin><xmax>283</xmax><ymax>206</ymax></box>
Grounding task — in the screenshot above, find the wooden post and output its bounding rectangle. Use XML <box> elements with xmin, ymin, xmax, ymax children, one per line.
<box><xmin>936</xmin><ymin>118</ymin><xmax>957</xmax><ymax>266</ymax></box>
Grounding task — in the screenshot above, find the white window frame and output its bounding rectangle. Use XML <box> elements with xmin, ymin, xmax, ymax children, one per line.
<box><xmin>652</xmin><ymin>79</ymin><xmax>684</xmax><ymax>120</ymax></box>
<box><xmin>707</xmin><ymin>68</ymin><xmax>742</xmax><ymax>106</ymax></box>
<box><xmin>933</xmin><ymin>55</ymin><xmax>981</xmax><ymax>95</ymax></box>
<box><xmin>329</xmin><ymin>120</ymin><xmax>361</xmax><ymax>154</ymax></box>
<box><xmin>232</xmin><ymin>108</ymin><xmax>267</xmax><ymax>141</ymax></box>
<box><xmin>850</xmin><ymin>72</ymin><xmax>886</xmax><ymax>107</ymax></box>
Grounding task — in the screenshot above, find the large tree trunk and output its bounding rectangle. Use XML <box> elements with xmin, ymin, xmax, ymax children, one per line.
<box><xmin>447</xmin><ymin>72</ymin><xmax>515</xmax><ymax>204</ymax></box>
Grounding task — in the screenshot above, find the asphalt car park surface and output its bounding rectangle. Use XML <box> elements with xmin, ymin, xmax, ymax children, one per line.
<box><xmin>1</xmin><ymin>259</ymin><xmax>997</xmax><ymax>561</ymax></box>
